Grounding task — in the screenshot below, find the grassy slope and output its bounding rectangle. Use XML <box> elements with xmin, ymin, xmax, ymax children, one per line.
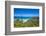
<box><xmin>14</xmin><ymin>17</ymin><xmax>39</xmax><ymax>27</ymax></box>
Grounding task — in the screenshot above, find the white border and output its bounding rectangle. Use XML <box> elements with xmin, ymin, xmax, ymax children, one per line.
<box><xmin>11</xmin><ymin>5</ymin><xmax>42</xmax><ymax>32</ymax></box>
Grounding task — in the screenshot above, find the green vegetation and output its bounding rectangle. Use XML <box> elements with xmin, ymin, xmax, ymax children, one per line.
<box><xmin>14</xmin><ymin>17</ymin><xmax>39</xmax><ymax>27</ymax></box>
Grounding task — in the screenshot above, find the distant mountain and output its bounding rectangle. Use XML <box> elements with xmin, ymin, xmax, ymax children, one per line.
<box><xmin>14</xmin><ymin>16</ymin><xmax>31</xmax><ymax>19</ymax></box>
<box><xmin>14</xmin><ymin>16</ymin><xmax>39</xmax><ymax>19</ymax></box>
<box><xmin>32</xmin><ymin>16</ymin><xmax>39</xmax><ymax>18</ymax></box>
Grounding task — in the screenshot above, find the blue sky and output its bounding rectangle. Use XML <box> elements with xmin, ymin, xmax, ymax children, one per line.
<box><xmin>14</xmin><ymin>8</ymin><xmax>39</xmax><ymax>17</ymax></box>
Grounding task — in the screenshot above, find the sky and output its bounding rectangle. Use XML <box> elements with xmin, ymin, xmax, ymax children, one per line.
<box><xmin>14</xmin><ymin>8</ymin><xmax>39</xmax><ymax>17</ymax></box>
